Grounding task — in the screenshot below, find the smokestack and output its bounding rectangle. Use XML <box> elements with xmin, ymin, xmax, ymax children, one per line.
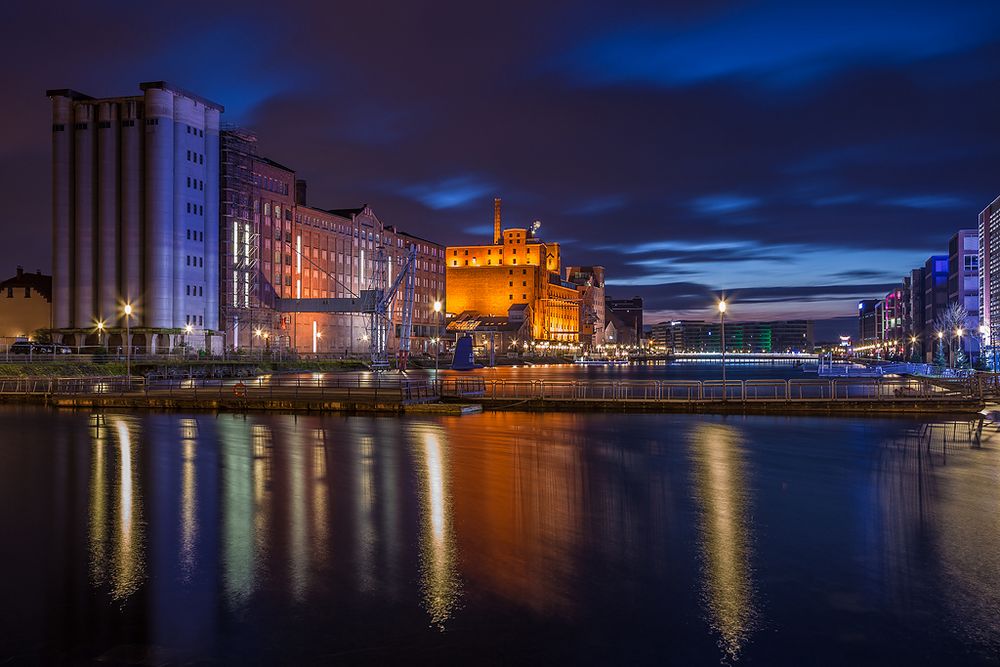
<box><xmin>493</xmin><ymin>197</ymin><xmax>502</xmax><ymax>244</ymax></box>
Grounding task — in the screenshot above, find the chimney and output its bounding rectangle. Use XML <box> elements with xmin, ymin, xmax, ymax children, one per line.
<box><xmin>493</xmin><ymin>197</ymin><xmax>502</xmax><ymax>245</ymax></box>
<box><xmin>295</xmin><ymin>179</ymin><xmax>307</xmax><ymax>206</ymax></box>
<box><xmin>16</xmin><ymin>265</ymin><xmax>23</xmax><ymax>279</ymax></box>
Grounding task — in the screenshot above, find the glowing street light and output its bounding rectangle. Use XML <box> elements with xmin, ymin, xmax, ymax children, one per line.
<box><xmin>433</xmin><ymin>300</ymin><xmax>443</xmax><ymax>373</ymax></box>
<box><xmin>718</xmin><ymin>299</ymin><xmax>727</xmax><ymax>400</ymax></box>
<box><xmin>123</xmin><ymin>303</ymin><xmax>134</xmax><ymax>383</ymax></box>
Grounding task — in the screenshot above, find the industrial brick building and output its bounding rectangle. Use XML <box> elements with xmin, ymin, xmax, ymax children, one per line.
<box><xmin>46</xmin><ymin>81</ymin><xmax>444</xmax><ymax>356</ymax></box>
<box><xmin>445</xmin><ymin>199</ymin><xmax>581</xmax><ymax>342</ymax></box>
<box><xmin>220</xmin><ymin>128</ymin><xmax>444</xmax><ymax>355</ymax></box>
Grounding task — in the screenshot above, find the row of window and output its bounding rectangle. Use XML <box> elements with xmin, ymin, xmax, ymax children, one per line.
<box><xmin>185</xmin><ymin>125</ymin><xmax>204</xmax><ymax>138</ymax></box>
<box><xmin>186</xmin><ymin>202</ymin><xmax>205</xmax><ymax>216</ymax></box>
<box><xmin>186</xmin><ymin>149</ymin><xmax>204</xmax><ymax>165</ymax></box>
<box><xmin>186</xmin><ymin>255</ymin><xmax>204</xmax><ymax>267</ymax></box>
<box><xmin>454</xmin><ymin>258</ymin><xmax>523</xmax><ymax>266</ymax></box>
<box><xmin>186</xmin><ymin>229</ymin><xmax>204</xmax><ymax>241</ymax></box>
<box><xmin>186</xmin><ymin>176</ymin><xmax>204</xmax><ymax>191</ymax></box>
<box><xmin>185</xmin><ymin>285</ymin><xmax>204</xmax><ymax>297</ymax></box>
<box><xmin>254</xmin><ymin>174</ymin><xmax>289</xmax><ymax>196</ymax></box>
<box><xmin>509</xmin><ymin>294</ymin><xmax>527</xmax><ymax>300</ymax></box>
<box><xmin>53</xmin><ymin>120</ymin><xmax>137</xmax><ymax>131</ymax></box>
<box><xmin>185</xmin><ymin>314</ymin><xmax>204</xmax><ymax>326</ymax></box>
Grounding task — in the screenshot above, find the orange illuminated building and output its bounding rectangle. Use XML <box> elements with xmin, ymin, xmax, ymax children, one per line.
<box><xmin>445</xmin><ymin>199</ymin><xmax>581</xmax><ymax>342</ymax></box>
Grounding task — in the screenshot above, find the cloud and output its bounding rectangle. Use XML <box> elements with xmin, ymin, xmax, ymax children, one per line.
<box><xmin>882</xmin><ymin>194</ymin><xmax>969</xmax><ymax>210</ymax></box>
<box><xmin>396</xmin><ymin>176</ymin><xmax>496</xmax><ymax>210</ymax></box>
<box><xmin>691</xmin><ymin>194</ymin><xmax>759</xmax><ymax>215</ymax></box>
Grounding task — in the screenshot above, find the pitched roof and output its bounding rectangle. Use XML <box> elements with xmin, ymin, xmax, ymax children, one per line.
<box><xmin>0</xmin><ymin>267</ymin><xmax>52</xmax><ymax>301</ymax></box>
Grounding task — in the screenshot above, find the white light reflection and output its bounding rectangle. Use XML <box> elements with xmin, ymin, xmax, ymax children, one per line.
<box><xmin>179</xmin><ymin>418</ymin><xmax>198</xmax><ymax>582</ymax></box>
<box><xmin>111</xmin><ymin>417</ymin><xmax>145</xmax><ymax>600</ymax></box>
<box><xmin>415</xmin><ymin>428</ymin><xmax>461</xmax><ymax>629</ymax></box>
<box><xmin>690</xmin><ymin>422</ymin><xmax>758</xmax><ymax>662</ymax></box>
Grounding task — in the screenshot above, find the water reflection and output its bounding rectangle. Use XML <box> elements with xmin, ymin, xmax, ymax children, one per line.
<box><xmin>19</xmin><ymin>408</ymin><xmax>1000</xmax><ymax>663</ymax></box>
<box><xmin>690</xmin><ymin>422</ymin><xmax>757</xmax><ymax>662</ymax></box>
<box><xmin>414</xmin><ymin>425</ymin><xmax>461</xmax><ymax>628</ymax></box>
<box><xmin>221</xmin><ymin>417</ymin><xmax>255</xmax><ymax>606</ymax></box>
<box><xmin>88</xmin><ymin>417</ymin><xmax>146</xmax><ymax>601</ymax></box>
<box><xmin>179</xmin><ymin>418</ymin><xmax>198</xmax><ymax>582</ymax></box>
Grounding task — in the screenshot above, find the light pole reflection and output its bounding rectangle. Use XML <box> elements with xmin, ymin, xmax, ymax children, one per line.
<box><xmin>415</xmin><ymin>428</ymin><xmax>461</xmax><ymax>629</ymax></box>
<box><xmin>179</xmin><ymin>418</ymin><xmax>198</xmax><ymax>582</ymax></box>
<box><xmin>690</xmin><ymin>422</ymin><xmax>758</xmax><ymax>661</ymax></box>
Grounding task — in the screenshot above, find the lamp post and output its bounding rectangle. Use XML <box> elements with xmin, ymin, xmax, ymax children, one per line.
<box><xmin>184</xmin><ymin>324</ymin><xmax>193</xmax><ymax>359</ymax></box>
<box><xmin>97</xmin><ymin>321</ymin><xmax>105</xmax><ymax>352</ymax></box>
<box><xmin>718</xmin><ymin>299</ymin><xmax>727</xmax><ymax>400</ymax></box>
<box><xmin>936</xmin><ymin>330</ymin><xmax>944</xmax><ymax>368</ymax></box>
<box><xmin>955</xmin><ymin>327</ymin><xmax>964</xmax><ymax>368</ymax></box>
<box><xmin>433</xmin><ymin>300</ymin><xmax>443</xmax><ymax>373</ymax></box>
<box><xmin>123</xmin><ymin>303</ymin><xmax>133</xmax><ymax>383</ymax></box>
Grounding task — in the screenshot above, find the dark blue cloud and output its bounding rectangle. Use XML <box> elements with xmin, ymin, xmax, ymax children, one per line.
<box><xmin>559</xmin><ymin>1</ymin><xmax>1000</xmax><ymax>88</ymax></box>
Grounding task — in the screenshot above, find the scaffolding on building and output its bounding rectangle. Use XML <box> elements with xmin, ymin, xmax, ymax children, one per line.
<box><xmin>220</xmin><ymin>127</ymin><xmax>274</xmax><ymax>351</ymax></box>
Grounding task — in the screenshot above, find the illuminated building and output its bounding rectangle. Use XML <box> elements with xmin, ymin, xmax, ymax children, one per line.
<box><xmin>981</xmin><ymin>195</ymin><xmax>1000</xmax><ymax>356</ymax></box>
<box><xmin>47</xmin><ymin>82</ymin><xmax>222</xmax><ymax>351</ymax></box>
<box><xmin>858</xmin><ymin>299</ymin><xmax>879</xmax><ymax>344</ymax></box>
<box><xmin>948</xmin><ymin>229</ymin><xmax>979</xmax><ymax>358</ymax></box>
<box><xmin>924</xmin><ymin>254</ymin><xmax>948</xmax><ymax>359</ymax></box>
<box><xmin>445</xmin><ymin>198</ymin><xmax>581</xmax><ymax>342</ymax></box>
<box><xmin>220</xmin><ymin>130</ymin><xmax>445</xmax><ymax>354</ymax></box>
<box><xmin>652</xmin><ymin>319</ymin><xmax>813</xmax><ymax>353</ymax></box>
<box><xmin>565</xmin><ymin>266</ymin><xmax>606</xmax><ymax>347</ymax></box>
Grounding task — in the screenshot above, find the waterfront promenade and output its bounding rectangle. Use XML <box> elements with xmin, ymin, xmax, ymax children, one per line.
<box><xmin>0</xmin><ymin>372</ymin><xmax>984</xmax><ymax>415</ymax></box>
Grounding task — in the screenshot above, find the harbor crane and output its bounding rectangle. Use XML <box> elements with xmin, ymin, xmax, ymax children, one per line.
<box><xmin>275</xmin><ymin>243</ymin><xmax>418</xmax><ymax>370</ymax></box>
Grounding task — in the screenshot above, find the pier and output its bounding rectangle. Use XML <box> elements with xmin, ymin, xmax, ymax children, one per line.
<box><xmin>439</xmin><ymin>377</ymin><xmax>984</xmax><ymax>415</ymax></box>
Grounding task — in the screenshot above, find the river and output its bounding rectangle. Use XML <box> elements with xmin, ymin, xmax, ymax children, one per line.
<box><xmin>2</xmin><ymin>405</ymin><xmax>999</xmax><ymax>664</ymax></box>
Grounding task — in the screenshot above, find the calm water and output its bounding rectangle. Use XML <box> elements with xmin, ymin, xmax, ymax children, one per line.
<box><xmin>3</xmin><ymin>406</ymin><xmax>1000</xmax><ymax>665</ymax></box>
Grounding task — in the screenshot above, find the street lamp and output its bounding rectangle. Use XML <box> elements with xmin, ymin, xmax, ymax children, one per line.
<box><xmin>718</xmin><ymin>299</ymin><xmax>727</xmax><ymax>400</ymax></box>
<box><xmin>433</xmin><ymin>300</ymin><xmax>443</xmax><ymax>373</ymax></box>
<box><xmin>96</xmin><ymin>320</ymin><xmax>105</xmax><ymax>351</ymax></box>
<box><xmin>123</xmin><ymin>303</ymin><xmax>134</xmax><ymax>383</ymax></box>
<box><xmin>184</xmin><ymin>324</ymin><xmax>193</xmax><ymax>358</ymax></box>
<box><xmin>955</xmin><ymin>327</ymin><xmax>964</xmax><ymax>368</ymax></box>
<box><xmin>909</xmin><ymin>335</ymin><xmax>917</xmax><ymax>362</ymax></box>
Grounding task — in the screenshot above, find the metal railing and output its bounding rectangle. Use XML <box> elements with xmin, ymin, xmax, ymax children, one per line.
<box><xmin>0</xmin><ymin>374</ymin><xmax>437</xmax><ymax>404</ymax></box>
<box><xmin>438</xmin><ymin>377</ymin><xmax>971</xmax><ymax>402</ymax></box>
<box><xmin>0</xmin><ymin>376</ymin><xmax>145</xmax><ymax>395</ymax></box>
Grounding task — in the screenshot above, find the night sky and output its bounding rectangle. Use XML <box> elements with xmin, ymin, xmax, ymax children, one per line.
<box><xmin>2</xmin><ymin>1</ymin><xmax>999</xmax><ymax>339</ymax></box>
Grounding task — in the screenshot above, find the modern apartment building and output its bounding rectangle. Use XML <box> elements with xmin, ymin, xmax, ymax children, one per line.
<box><xmin>858</xmin><ymin>299</ymin><xmax>879</xmax><ymax>344</ymax></box>
<box><xmin>948</xmin><ymin>229</ymin><xmax>979</xmax><ymax>357</ymax></box>
<box><xmin>652</xmin><ymin>319</ymin><xmax>813</xmax><ymax>353</ymax></box>
<box><xmin>908</xmin><ymin>268</ymin><xmax>925</xmax><ymax>357</ymax></box>
<box><xmin>47</xmin><ymin>81</ymin><xmax>222</xmax><ymax>351</ymax></box>
<box><xmin>981</xmin><ymin>195</ymin><xmax>1000</xmax><ymax>354</ymax></box>
<box><xmin>924</xmin><ymin>255</ymin><xmax>949</xmax><ymax>361</ymax></box>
